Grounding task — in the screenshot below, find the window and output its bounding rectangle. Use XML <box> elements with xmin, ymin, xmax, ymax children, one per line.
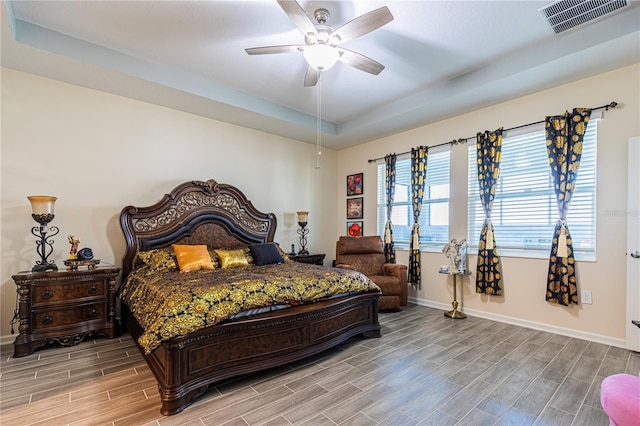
<box><xmin>377</xmin><ymin>148</ymin><xmax>451</xmax><ymax>250</ymax></box>
<box><xmin>467</xmin><ymin>120</ymin><xmax>597</xmax><ymax>260</ymax></box>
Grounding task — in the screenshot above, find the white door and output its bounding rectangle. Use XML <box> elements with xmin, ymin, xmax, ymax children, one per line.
<box><xmin>626</xmin><ymin>136</ymin><xmax>640</xmax><ymax>351</ymax></box>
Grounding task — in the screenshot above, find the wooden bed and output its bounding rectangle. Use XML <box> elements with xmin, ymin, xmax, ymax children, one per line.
<box><xmin>119</xmin><ymin>179</ymin><xmax>381</xmax><ymax>415</ymax></box>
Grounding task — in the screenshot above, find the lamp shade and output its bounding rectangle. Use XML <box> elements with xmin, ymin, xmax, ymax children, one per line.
<box><xmin>28</xmin><ymin>196</ymin><xmax>57</xmax><ymax>215</ymax></box>
<box><xmin>297</xmin><ymin>211</ymin><xmax>309</xmax><ymax>224</ymax></box>
<box><xmin>303</xmin><ymin>44</ymin><xmax>339</xmax><ymax>71</ymax></box>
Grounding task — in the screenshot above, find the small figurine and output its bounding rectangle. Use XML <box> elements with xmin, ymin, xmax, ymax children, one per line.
<box><xmin>68</xmin><ymin>235</ymin><xmax>80</xmax><ymax>260</ymax></box>
<box><xmin>442</xmin><ymin>238</ymin><xmax>467</xmax><ymax>273</ymax></box>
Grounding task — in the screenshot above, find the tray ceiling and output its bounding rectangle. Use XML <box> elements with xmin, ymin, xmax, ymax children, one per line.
<box><xmin>2</xmin><ymin>0</ymin><xmax>639</xmax><ymax>149</ymax></box>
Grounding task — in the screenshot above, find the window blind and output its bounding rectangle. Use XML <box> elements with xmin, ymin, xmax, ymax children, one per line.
<box><xmin>377</xmin><ymin>148</ymin><xmax>451</xmax><ymax>250</ymax></box>
<box><xmin>467</xmin><ymin>120</ymin><xmax>597</xmax><ymax>259</ymax></box>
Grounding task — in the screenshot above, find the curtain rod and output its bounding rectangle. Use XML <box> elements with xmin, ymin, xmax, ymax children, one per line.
<box><xmin>367</xmin><ymin>101</ymin><xmax>618</xmax><ymax>163</ymax></box>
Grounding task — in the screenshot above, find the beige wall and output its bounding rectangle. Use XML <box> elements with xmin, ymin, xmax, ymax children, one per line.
<box><xmin>0</xmin><ymin>68</ymin><xmax>338</xmax><ymax>340</ymax></box>
<box><xmin>337</xmin><ymin>64</ymin><xmax>640</xmax><ymax>346</ymax></box>
<box><xmin>3</xmin><ymin>64</ymin><xmax>638</xmax><ymax>347</ymax></box>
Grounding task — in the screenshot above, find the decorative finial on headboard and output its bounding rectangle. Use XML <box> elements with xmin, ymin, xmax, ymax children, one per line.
<box><xmin>194</xmin><ymin>179</ymin><xmax>219</xmax><ymax>194</ymax></box>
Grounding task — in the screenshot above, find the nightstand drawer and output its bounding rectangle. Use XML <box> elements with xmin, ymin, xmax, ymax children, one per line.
<box><xmin>32</xmin><ymin>280</ymin><xmax>105</xmax><ymax>305</ymax></box>
<box><xmin>33</xmin><ymin>303</ymin><xmax>105</xmax><ymax>331</ymax></box>
<box><xmin>12</xmin><ymin>266</ymin><xmax>120</xmax><ymax>357</ymax></box>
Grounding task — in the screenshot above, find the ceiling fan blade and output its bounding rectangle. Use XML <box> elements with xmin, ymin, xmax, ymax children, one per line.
<box><xmin>304</xmin><ymin>66</ymin><xmax>320</xmax><ymax>87</ymax></box>
<box><xmin>331</xmin><ymin>6</ymin><xmax>393</xmax><ymax>45</ymax></box>
<box><xmin>245</xmin><ymin>45</ymin><xmax>303</xmax><ymax>55</ymax></box>
<box><xmin>338</xmin><ymin>48</ymin><xmax>385</xmax><ymax>75</ymax></box>
<box><xmin>276</xmin><ymin>0</ymin><xmax>317</xmax><ymax>37</ymax></box>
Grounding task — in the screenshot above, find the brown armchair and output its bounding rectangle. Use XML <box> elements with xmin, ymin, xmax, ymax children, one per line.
<box><xmin>335</xmin><ymin>236</ymin><xmax>408</xmax><ymax>311</ymax></box>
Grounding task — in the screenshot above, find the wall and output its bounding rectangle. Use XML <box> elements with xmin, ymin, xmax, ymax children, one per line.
<box><xmin>3</xmin><ymin>64</ymin><xmax>638</xmax><ymax>347</ymax></box>
<box><xmin>0</xmin><ymin>67</ymin><xmax>338</xmax><ymax>340</ymax></box>
<box><xmin>337</xmin><ymin>64</ymin><xmax>640</xmax><ymax>346</ymax></box>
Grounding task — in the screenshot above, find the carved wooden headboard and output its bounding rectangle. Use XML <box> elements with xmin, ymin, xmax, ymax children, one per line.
<box><xmin>120</xmin><ymin>179</ymin><xmax>277</xmax><ymax>279</ymax></box>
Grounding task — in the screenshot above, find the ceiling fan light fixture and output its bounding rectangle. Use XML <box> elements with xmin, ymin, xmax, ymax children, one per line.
<box><xmin>246</xmin><ymin>2</ymin><xmax>393</xmax><ymax>86</ymax></box>
<box><xmin>303</xmin><ymin>44</ymin><xmax>339</xmax><ymax>71</ymax></box>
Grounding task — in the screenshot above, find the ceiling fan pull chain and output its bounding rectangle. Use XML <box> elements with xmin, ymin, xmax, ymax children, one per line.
<box><xmin>316</xmin><ymin>74</ymin><xmax>322</xmax><ymax>169</ymax></box>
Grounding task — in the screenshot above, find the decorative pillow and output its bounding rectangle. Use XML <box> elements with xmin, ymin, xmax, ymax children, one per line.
<box><xmin>274</xmin><ymin>243</ymin><xmax>291</xmax><ymax>262</ymax></box>
<box><xmin>134</xmin><ymin>248</ymin><xmax>178</xmax><ymax>271</ymax></box>
<box><xmin>249</xmin><ymin>243</ymin><xmax>285</xmax><ymax>266</ymax></box>
<box><xmin>215</xmin><ymin>248</ymin><xmax>249</xmax><ymax>269</ymax></box>
<box><xmin>243</xmin><ymin>247</ymin><xmax>254</xmax><ymax>265</ymax></box>
<box><xmin>207</xmin><ymin>250</ymin><xmax>222</xmax><ymax>269</ymax></box>
<box><xmin>172</xmin><ymin>244</ymin><xmax>215</xmax><ymax>273</ymax></box>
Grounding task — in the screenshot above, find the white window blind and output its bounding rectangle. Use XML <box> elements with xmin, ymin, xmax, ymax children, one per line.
<box><xmin>377</xmin><ymin>149</ymin><xmax>451</xmax><ymax>250</ymax></box>
<box><xmin>467</xmin><ymin>120</ymin><xmax>597</xmax><ymax>259</ymax></box>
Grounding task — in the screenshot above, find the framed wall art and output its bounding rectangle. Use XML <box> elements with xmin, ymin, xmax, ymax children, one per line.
<box><xmin>346</xmin><ymin>173</ymin><xmax>363</xmax><ymax>196</ymax></box>
<box><xmin>346</xmin><ymin>197</ymin><xmax>363</xmax><ymax>220</ymax></box>
<box><xmin>347</xmin><ymin>221</ymin><xmax>363</xmax><ymax>237</ymax></box>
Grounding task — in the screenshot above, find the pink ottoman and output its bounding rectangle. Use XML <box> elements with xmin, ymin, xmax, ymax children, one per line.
<box><xmin>601</xmin><ymin>373</ymin><xmax>640</xmax><ymax>426</ymax></box>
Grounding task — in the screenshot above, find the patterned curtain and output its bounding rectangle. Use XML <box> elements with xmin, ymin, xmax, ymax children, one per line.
<box><xmin>476</xmin><ymin>128</ymin><xmax>504</xmax><ymax>296</ymax></box>
<box><xmin>384</xmin><ymin>154</ymin><xmax>397</xmax><ymax>263</ymax></box>
<box><xmin>545</xmin><ymin>108</ymin><xmax>592</xmax><ymax>306</ymax></box>
<box><xmin>409</xmin><ymin>146</ymin><xmax>428</xmax><ymax>286</ymax></box>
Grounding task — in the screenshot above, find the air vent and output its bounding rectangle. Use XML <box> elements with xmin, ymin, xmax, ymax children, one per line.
<box><xmin>539</xmin><ymin>0</ymin><xmax>629</xmax><ymax>34</ymax></box>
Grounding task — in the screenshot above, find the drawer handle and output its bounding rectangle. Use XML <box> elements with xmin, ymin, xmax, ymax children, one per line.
<box><xmin>42</xmin><ymin>290</ymin><xmax>53</xmax><ymax>299</ymax></box>
<box><xmin>88</xmin><ymin>286</ymin><xmax>97</xmax><ymax>294</ymax></box>
<box><xmin>88</xmin><ymin>309</ymin><xmax>99</xmax><ymax>318</ymax></box>
<box><xmin>42</xmin><ymin>315</ymin><xmax>54</xmax><ymax>325</ymax></box>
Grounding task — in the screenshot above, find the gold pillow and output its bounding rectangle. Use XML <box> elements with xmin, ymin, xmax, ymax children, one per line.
<box><xmin>172</xmin><ymin>244</ymin><xmax>215</xmax><ymax>273</ymax></box>
<box><xmin>274</xmin><ymin>243</ymin><xmax>291</xmax><ymax>262</ymax></box>
<box><xmin>207</xmin><ymin>250</ymin><xmax>222</xmax><ymax>269</ymax></box>
<box><xmin>215</xmin><ymin>248</ymin><xmax>249</xmax><ymax>269</ymax></box>
<box><xmin>135</xmin><ymin>248</ymin><xmax>178</xmax><ymax>271</ymax></box>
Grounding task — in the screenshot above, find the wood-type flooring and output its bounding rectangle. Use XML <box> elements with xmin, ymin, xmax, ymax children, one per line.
<box><xmin>1</xmin><ymin>304</ymin><xmax>638</xmax><ymax>425</ymax></box>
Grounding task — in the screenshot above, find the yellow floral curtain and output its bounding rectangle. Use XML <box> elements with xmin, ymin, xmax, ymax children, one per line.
<box><xmin>545</xmin><ymin>108</ymin><xmax>592</xmax><ymax>306</ymax></box>
<box><xmin>409</xmin><ymin>146</ymin><xmax>428</xmax><ymax>286</ymax></box>
<box><xmin>476</xmin><ymin>128</ymin><xmax>504</xmax><ymax>295</ymax></box>
<box><xmin>384</xmin><ymin>154</ymin><xmax>396</xmax><ymax>263</ymax></box>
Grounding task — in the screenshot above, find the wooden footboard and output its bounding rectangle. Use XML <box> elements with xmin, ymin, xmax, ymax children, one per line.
<box><xmin>125</xmin><ymin>291</ymin><xmax>381</xmax><ymax>415</ymax></box>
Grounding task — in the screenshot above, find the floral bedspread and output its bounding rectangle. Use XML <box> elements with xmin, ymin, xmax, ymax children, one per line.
<box><xmin>118</xmin><ymin>261</ymin><xmax>380</xmax><ymax>354</ymax></box>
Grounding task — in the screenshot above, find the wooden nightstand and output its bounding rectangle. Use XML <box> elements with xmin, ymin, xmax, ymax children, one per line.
<box><xmin>12</xmin><ymin>266</ymin><xmax>120</xmax><ymax>357</ymax></box>
<box><xmin>289</xmin><ymin>253</ymin><xmax>326</xmax><ymax>266</ymax></box>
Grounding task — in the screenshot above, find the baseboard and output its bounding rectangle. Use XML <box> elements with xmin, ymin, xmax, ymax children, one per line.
<box><xmin>1</xmin><ymin>334</ymin><xmax>15</xmax><ymax>347</ymax></box>
<box><xmin>409</xmin><ymin>296</ymin><xmax>629</xmax><ymax>350</ymax></box>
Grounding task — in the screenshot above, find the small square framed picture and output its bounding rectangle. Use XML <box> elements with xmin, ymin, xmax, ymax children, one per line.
<box><xmin>346</xmin><ymin>197</ymin><xmax>363</xmax><ymax>220</ymax></box>
<box><xmin>346</xmin><ymin>173</ymin><xmax>363</xmax><ymax>196</ymax></box>
<box><xmin>347</xmin><ymin>221</ymin><xmax>363</xmax><ymax>237</ymax></box>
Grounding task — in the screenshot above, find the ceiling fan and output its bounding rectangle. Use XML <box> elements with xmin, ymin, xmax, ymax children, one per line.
<box><xmin>245</xmin><ymin>0</ymin><xmax>393</xmax><ymax>87</ymax></box>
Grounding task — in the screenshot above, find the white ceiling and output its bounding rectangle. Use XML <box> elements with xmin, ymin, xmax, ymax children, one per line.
<box><xmin>2</xmin><ymin>0</ymin><xmax>639</xmax><ymax>150</ymax></box>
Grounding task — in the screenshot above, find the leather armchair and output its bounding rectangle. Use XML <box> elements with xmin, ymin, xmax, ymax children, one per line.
<box><xmin>335</xmin><ymin>236</ymin><xmax>408</xmax><ymax>311</ymax></box>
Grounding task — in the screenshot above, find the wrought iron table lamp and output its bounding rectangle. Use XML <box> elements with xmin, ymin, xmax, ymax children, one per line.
<box><xmin>297</xmin><ymin>211</ymin><xmax>309</xmax><ymax>255</ymax></box>
<box><xmin>28</xmin><ymin>195</ymin><xmax>59</xmax><ymax>272</ymax></box>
